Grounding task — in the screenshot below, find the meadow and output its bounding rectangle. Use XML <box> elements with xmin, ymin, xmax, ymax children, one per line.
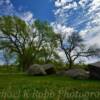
<box><xmin>0</xmin><ymin>66</ymin><xmax>100</xmax><ymax>100</ymax></box>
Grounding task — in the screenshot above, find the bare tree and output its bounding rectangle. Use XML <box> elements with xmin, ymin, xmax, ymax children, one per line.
<box><xmin>57</xmin><ymin>32</ymin><xmax>100</xmax><ymax>69</ymax></box>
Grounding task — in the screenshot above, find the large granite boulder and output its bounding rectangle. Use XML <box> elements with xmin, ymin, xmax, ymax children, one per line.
<box><xmin>27</xmin><ymin>64</ymin><xmax>46</xmax><ymax>76</ymax></box>
<box><xmin>56</xmin><ymin>68</ymin><xmax>89</xmax><ymax>79</ymax></box>
<box><xmin>27</xmin><ymin>64</ymin><xmax>56</xmax><ymax>76</ymax></box>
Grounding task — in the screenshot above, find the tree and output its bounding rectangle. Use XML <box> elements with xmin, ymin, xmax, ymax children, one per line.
<box><xmin>0</xmin><ymin>16</ymin><xmax>58</xmax><ymax>71</ymax></box>
<box><xmin>57</xmin><ymin>32</ymin><xmax>100</xmax><ymax>69</ymax></box>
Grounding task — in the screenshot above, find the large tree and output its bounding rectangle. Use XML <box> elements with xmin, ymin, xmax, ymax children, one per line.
<box><xmin>0</xmin><ymin>16</ymin><xmax>58</xmax><ymax>71</ymax></box>
<box><xmin>57</xmin><ymin>32</ymin><xmax>100</xmax><ymax>69</ymax></box>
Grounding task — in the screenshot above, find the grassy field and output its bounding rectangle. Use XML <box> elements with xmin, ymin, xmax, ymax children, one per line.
<box><xmin>0</xmin><ymin>67</ymin><xmax>100</xmax><ymax>100</ymax></box>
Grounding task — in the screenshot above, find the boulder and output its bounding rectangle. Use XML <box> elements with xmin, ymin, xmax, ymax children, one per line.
<box><xmin>56</xmin><ymin>68</ymin><xmax>89</xmax><ymax>79</ymax></box>
<box><xmin>27</xmin><ymin>64</ymin><xmax>56</xmax><ymax>76</ymax></box>
<box><xmin>27</xmin><ymin>64</ymin><xmax>46</xmax><ymax>76</ymax></box>
<box><xmin>88</xmin><ymin>62</ymin><xmax>100</xmax><ymax>79</ymax></box>
<box><xmin>42</xmin><ymin>64</ymin><xmax>56</xmax><ymax>74</ymax></box>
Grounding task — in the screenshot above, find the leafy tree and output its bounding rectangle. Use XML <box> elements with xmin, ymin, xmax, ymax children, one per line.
<box><xmin>57</xmin><ymin>32</ymin><xmax>100</xmax><ymax>69</ymax></box>
<box><xmin>0</xmin><ymin>16</ymin><xmax>59</xmax><ymax>71</ymax></box>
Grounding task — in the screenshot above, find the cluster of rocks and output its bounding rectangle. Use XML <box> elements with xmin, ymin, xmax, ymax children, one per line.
<box><xmin>27</xmin><ymin>64</ymin><xmax>89</xmax><ymax>79</ymax></box>
<box><xmin>27</xmin><ymin>62</ymin><xmax>100</xmax><ymax>80</ymax></box>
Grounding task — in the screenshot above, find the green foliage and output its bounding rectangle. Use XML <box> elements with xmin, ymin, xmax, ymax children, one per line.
<box><xmin>34</xmin><ymin>20</ymin><xmax>55</xmax><ymax>39</ymax></box>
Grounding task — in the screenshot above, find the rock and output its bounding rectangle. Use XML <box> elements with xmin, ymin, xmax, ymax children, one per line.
<box><xmin>27</xmin><ymin>64</ymin><xmax>56</xmax><ymax>76</ymax></box>
<box><xmin>27</xmin><ymin>64</ymin><xmax>46</xmax><ymax>76</ymax></box>
<box><xmin>88</xmin><ymin>62</ymin><xmax>100</xmax><ymax>79</ymax></box>
<box><xmin>42</xmin><ymin>64</ymin><xmax>56</xmax><ymax>75</ymax></box>
<box><xmin>66</xmin><ymin>68</ymin><xmax>89</xmax><ymax>79</ymax></box>
<box><xmin>57</xmin><ymin>68</ymin><xmax>89</xmax><ymax>79</ymax></box>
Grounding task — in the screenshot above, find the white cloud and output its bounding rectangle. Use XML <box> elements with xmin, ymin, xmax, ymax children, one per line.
<box><xmin>57</xmin><ymin>50</ymin><xmax>67</xmax><ymax>62</ymax></box>
<box><xmin>55</xmin><ymin>0</ymin><xmax>78</xmax><ymax>11</ymax></box>
<box><xmin>79</xmin><ymin>30</ymin><xmax>88</xmax><ymax>37</ymax></box>
<box><xmin>62</xmin><ymin>2</ymin><xmax>78</xmax><ymax>10</ymax></box>
<box><xmin>55</xmin><ymin>0</ymin><xmax>73</xmax><ymax>7</ymax></box>
<box><xmin>79</xmin><ymin>0</ymin><xmax>89</xmax><ymax>7</ymax></box>
<box><xmin>88</xmin><ymin>33</ymin><xmax>100</xmax><ymax>47</ymax></box>
<box><xmin>21</xmin><ymin>11</ymin><xmax>34</xmax><ymax>24</ymax></box>
<box><xmin>51</xmin><ymin>23</ymin><xmax>75</xmax><ymax>36</ymax></box>
<box><xmin>89</xmin><ymin>0</ymin><xmax>100</xmax><ymax>12</ymax></box>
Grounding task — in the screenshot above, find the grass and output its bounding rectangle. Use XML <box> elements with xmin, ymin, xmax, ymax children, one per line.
<box><xmin>0</xmin><ymin>67</ymin><xmax>100</xmax><ymax>99</ymax></box>
<box><xmin>0</xmin><ymin>65</ymin><xmax>21</xmax><ymax>73</ymax></box>
<box><xmin>0</xmin><ymin>75</ymin><xmax>100</xmax><ymax>99</ymax></box>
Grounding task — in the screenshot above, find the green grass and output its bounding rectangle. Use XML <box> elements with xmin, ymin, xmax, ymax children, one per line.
<box><xmin>0</xmin><ymin>73</ymin><xmax>100</xmax><ymax>100</ymax></box>
<box><xmin>0</xmin><ymin>66</ymin><xmax>21</xmax><ymax>73</ymax></box>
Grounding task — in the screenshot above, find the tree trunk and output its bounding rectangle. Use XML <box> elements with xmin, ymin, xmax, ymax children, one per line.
<box><xmin>69</xmin><ymin>60</ymin><xmax>73</xmax><ymax>69</ymax></box>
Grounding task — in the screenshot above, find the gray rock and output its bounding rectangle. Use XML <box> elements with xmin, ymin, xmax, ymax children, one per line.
<box><xmin>42</xmin><ymin>64</ymin><xmax>56</xmax><ymax>74</ymax></box>
<box><xmin>88</xmin><ymin>63</ymin><xmax>100</xmax><ymax>79</ymax></box>
<box><xmin>27</xmin><ymin>64</ymin><xmax>46</xmax><ymax>76</ymax></box>
<box><xmin>57</xmin><ymin>68</ymin><xmax>89</xmax><ymax>79</ymax></box>
<box><xmin>27</xmin><ymin>64</ymin><xmax>56</xmax><ymax>76</ymax></box>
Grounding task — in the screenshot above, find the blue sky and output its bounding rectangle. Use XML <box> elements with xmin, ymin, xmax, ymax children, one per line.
<box><xmin>0</xmin><ymin>0</ymin><xmax>100</xmax><ymax>64</ymax></box>
<box><xmin>12</xmin><ymin>0</ymin><xmax>55</xmax><ymax>22</ymax></box>
<box><xmin>0</xmin><ymin>0</ymin><xmax>55</xmax><ymax>22</ymax></box>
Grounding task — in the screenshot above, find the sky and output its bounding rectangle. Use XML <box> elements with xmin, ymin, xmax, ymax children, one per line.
<box><xmin>0</xmin><ymin>0</ymin><xmax>100</xmax><ymax>64</ymax></box>
<box><xmin>0</xmin><ymin>0</ymin><xmax>55</xmax><ymax>22</ymax></box>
